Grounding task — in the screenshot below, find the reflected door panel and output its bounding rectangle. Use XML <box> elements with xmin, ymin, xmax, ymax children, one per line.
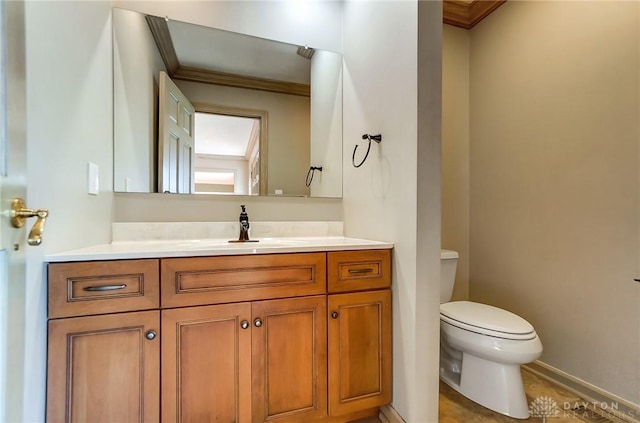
<box><xmin>159</xmin><ymin>71</ymin><xmax>194</xmax><ymax>194</ymax></box>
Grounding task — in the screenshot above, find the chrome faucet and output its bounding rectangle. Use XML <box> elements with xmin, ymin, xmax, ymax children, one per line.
<box><xmin>238</xmin><ymin>205</ymin><xmax>250</xmax><ymax>241</ymax></box>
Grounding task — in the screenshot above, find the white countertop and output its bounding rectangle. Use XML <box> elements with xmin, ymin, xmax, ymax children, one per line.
<box><xmin>45</xmin><ymin>236</ymin><xmax>394</xmax><ymax>262</ymax></box>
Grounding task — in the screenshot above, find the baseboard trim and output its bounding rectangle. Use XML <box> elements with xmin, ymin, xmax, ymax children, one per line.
<box><xmin>524</xmin><ymin>361</ymin><xmax>639</xmax><ymax>423</ymax></box>
<box><xmin>379</xmin><ymin>405</ymin><xmax>406</xmax><ymax>423</ymax></box>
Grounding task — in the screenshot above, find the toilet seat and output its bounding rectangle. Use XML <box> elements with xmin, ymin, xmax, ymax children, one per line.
<box><xmin>440</xmin><ymin>301</ymin><xmax>536</xmax><ymax>340</ymax></box>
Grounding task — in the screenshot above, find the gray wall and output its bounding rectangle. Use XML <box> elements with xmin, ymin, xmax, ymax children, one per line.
<box><xmin>442</xmin><ymin>24</ymin><xmax>470</xmax><ymax>301</ymax></box>
<box><xmin>443</xmin><ymin>0</ymin><xmax>640</xmax><ymax>406</ymax></box>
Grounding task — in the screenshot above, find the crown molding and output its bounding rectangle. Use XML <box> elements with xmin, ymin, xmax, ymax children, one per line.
<box><xmin>443</xmin><ymin>0</ymin><xmax>507</xmax><ymax>29</ymax></box>
<box><xmin>146</xmin><ymin>16</ymin><xmax>310</xmax><ymax>97</ymax></box>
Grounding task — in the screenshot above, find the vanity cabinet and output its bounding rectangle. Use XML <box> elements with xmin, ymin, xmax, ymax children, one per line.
<box><xmin>161</xmin><ymin>296</ymin><xmax>327</xmax><ymax>423</ymax></box>
<box><xmin>47</xmin><ymin>248</ymin><xmax>391</xmax><ymax>423</ymax></box>
<box><xmin>327</xmin><ymin>250</ymin><xmax>392</xmax><ymax>417</ymax></box>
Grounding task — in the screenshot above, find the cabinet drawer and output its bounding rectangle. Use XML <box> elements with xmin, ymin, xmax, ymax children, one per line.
<box><xmin>48</xmin><ymin>259</ymin><xmax>160</xmax><ymax>318</ymax></box>
<box><xmin>328</xmin><ymin>249</ymin><xmax>391</xmax><ymax>293</ymax></box>
<box><xmin>161</xmin><ymin>252</ymin><xmax>326</xmax><ymax>308</ymax></box>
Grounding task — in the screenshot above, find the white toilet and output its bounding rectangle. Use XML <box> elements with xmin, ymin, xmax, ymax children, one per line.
<box><xmin>440</xmin><ymin>249</ymin><xmax>543</xmax><ymax>419</ymax></box>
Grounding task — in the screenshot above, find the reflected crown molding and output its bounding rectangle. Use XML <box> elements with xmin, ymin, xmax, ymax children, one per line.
<box><xmin>443</xmin><ymin>0</ymin><xmax>507</xmax><ymax>29</ymax></box>
<box><xmin>145</xmin><ymin>15</ymin><xmax>310</xmax><ymax>97</ymax></box>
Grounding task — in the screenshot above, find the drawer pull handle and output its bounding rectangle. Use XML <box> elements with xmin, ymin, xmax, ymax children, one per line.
<box><xmin>331</xmin><ymin>311</ymin><xmax>339</xmax><ymax>319</ymax></box>
<box><xmin>240</xmin><ymin>320</ymin><xmax>250</xmax><ymax>330</ymax></box>
<box><xmin>348</xmin><ymin>268</ymin><xmax>374</xmax><ymax>275</ymax></box>
<box><xmin>254</xmin><ymin>318</ymin><xmax>263</xmax><ymax>328</ymax></box>
<box><xmin>145</xmin><ymin>330</ymin><xmax>157</xmax><ymax>340</ymax></box>
<box><xmin>83</xmin><ymin>284</ymin><xmax>127</xmax><ymax>292</ymax></box>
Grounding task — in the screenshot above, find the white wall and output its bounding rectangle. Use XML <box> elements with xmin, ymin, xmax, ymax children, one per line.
<box><xmin>113</xmin><ymin>0</ymin><xmax>342</xmax><ymax>53</ymax></box>
<box><xmin>469</xmin><ymin>1</ymin><xmax>640</xmax><ymax>407</ymax></box>
<box><xmin>342</xmin><ymin>1</ymin><xmax>442</xmax><ymax>421</ymax></box>
<box><xmin>24</xmin><ymin>1</ymin><xmax>114</xmax><ymax>421</ymax></box>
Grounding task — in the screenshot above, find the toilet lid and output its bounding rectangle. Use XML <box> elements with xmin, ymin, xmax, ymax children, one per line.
<box><xmin>440</xmin><ymin>301</ymin><xmax>536</xmax><ymax>340</ymax></box>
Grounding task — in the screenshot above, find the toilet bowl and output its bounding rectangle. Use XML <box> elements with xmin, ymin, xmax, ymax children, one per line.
<box><xmin>440</xmin><ymin>250</ymin><xmax>543</xmax><ymax>419</ymax></box>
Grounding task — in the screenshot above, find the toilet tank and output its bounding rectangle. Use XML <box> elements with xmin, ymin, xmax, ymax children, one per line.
<box><xmin>441</xmin><ymin>249</ymin><xmax>459</xmax><ymax>304</ymax></box>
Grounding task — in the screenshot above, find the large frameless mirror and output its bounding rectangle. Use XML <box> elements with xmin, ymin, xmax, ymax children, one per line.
<box><xmin>113</xmin><ymin>8</ymin><xmax>343</xmax><ymax>197</ymax></box>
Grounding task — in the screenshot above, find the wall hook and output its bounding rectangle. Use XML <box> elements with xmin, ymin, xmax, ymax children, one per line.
<box><xmin>305</xmin><ymin>166</ymin><xmax>323</xmax><ymax>187</ymax></box>
<box><xmin>352</xmin><ymin>134</ymin><xmax>382</xmax><ymax>168</ymax></box>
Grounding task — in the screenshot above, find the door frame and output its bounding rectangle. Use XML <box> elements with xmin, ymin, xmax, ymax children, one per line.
<box><xmin>0</xmin><ymin>1</ymin><xmax>29</xmax><ymax>421</ymax></box>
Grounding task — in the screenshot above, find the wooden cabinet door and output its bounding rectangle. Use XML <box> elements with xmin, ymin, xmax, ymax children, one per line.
<box><xmin>162</xmin><ymin>302</ymin><xmax>252</xmax><ymax>423</ymax></box>
<box><xmin>251</xmin><ymin>296</ymin><xmax>327</xmax><ymax>423</ymax></box>
<box><xmin>328</xmin><ymin>290</ymin><xmax>392</xmax><ymax>416</ymax></box>
<box><xmin>47</xmin><ymin>311</ymin><xmax>160</xmax><ymax>423</ymax></box>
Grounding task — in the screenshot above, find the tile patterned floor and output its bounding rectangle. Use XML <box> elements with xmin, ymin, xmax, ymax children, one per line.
<box><xmin>439</xmin><ymin>368</ymin><xmax>626</xmax><ymax>423</ymax></box>
<box><xmin>353</xmin><ymin>368</ymin><xmax>630</xmax><ymax>423</ymax></box>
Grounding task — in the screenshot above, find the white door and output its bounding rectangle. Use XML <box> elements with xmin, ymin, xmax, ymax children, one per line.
<box><xmin>158</xmin><ymin>71</ymin><xmax>195</xmax><ymax>194</ymax></box>
<box><xmin>0</xmin><ymin>1</ymin><xmax>28</xmax><ymax>421</ymax></box>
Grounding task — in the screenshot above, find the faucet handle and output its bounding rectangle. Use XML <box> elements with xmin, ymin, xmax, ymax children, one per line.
<box><xmin>239</xmin><ymin>205</ymin><xmax>249</xmax><ymax>222</ymax></box>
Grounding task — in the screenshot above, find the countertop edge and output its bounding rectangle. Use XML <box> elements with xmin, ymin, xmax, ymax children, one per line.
<box><xmin>45</xmin><ymin>238</ymin><xmax>394</xmax><ymax>262</ymax></box>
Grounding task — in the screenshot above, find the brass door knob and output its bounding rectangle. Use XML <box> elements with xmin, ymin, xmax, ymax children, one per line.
<box><xmin>10</xmin><ymin>198</ymin><xmax>49</xmax><ymax>246</ymax></box>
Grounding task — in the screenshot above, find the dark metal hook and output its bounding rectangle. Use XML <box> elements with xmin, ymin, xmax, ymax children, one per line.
<box><xmin>305</xmin><ymin>166</ymin><xmax>323</xmax><ymax>187</ymax></box>
<box><xmin>363</xmin><ymin>134</ymin><xmax>382</xmax><ymax>142</ymax></box>
<box><xmin>352</xmin><ymin>134</ymin><xmax>382</xmax><ymax>168</ymax></box>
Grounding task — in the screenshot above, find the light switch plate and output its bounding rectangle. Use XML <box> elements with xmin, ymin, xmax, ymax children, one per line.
<box><xmin>87</xmin><ymin>162</ymin><xmax>99</xmax><ymax>195</ymax></box>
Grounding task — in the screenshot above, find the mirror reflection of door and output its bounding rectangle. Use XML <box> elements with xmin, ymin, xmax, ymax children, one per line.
<box><xmin>193</xmin><ymin>112</ymin><xmax>261</xmax><ymax>195</ymax></box>
<box><xmin>158</xmin><ymin>71</ymin><xmax>195</xmax><ymax>194</ymax></box>
<box><xmin>158</xmin><ymin>71</ymin><xmax>267</xmax><ymax>195</ymax></box>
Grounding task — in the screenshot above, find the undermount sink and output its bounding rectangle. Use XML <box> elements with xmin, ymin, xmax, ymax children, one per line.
<box><xmin>174</xmin><ymin>238</ymin><xmax>309</xmax><ymax>249</ymax></box>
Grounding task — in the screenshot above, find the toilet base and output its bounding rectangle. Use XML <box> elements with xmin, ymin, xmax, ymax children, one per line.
<box><xmin>441</xmin><ymin>352</ymin><xmax>530</xmax><ymax>419</ymax></box>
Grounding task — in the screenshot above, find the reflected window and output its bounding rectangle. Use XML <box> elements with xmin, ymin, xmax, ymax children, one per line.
<box><xmin>194</xmin><ymin>112</ymin><xmax>261</xmax><ymax>195</ymax></box>
<box><xmin>194</xmin><ymin>170</ymin><xmax>235</xmax><ymax>193</ymax></box>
